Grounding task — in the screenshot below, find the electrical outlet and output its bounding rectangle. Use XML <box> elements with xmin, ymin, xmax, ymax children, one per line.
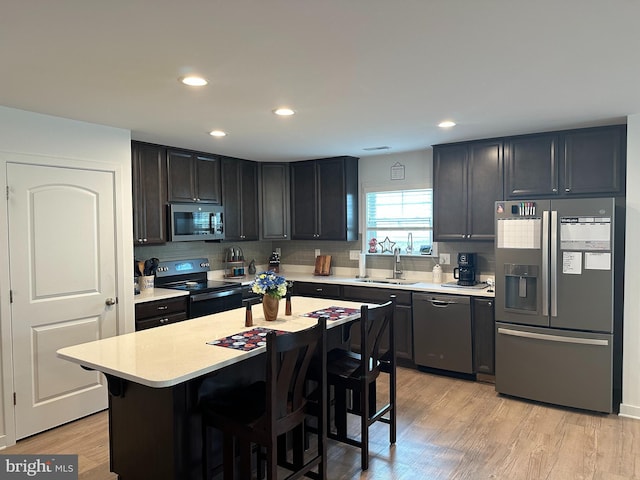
<box><xmin>315</xmin><ymin>249</ymin><xmax>321</xmax><ymax>257</ymax></box>
<box><xmin>439</xmin><ymin>253</ymin><xmax>450</xmax><ymax>265</ymax></box>
<box><xmin>349</xmin><ymin>250</ymin><xmax>360</xmax><ymax>260</ymax></box>
<box><xmin>275</xmin><ymin>247</ymin><xmax>281</xmax><ymax>255</ymax></box>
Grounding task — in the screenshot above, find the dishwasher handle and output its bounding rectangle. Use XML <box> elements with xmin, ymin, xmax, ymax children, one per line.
<box><xmin>413</xmin><ymin>293</ymin><xmax>470</xmax><ymax>306</ymax></box>
<box><xmin>430</xmin><ymin>299</ymin><xmax>455</xmax><ymax>307</ymax></box>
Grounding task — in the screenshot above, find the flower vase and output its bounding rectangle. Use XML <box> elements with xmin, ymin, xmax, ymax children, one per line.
<box><xmin>262</xmin><ymin>295</ymin><xmax>279</xmax><ymax>321</ymax></box>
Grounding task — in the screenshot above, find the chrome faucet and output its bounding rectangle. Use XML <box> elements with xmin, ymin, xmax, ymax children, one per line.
<box><xmin>393</xmin><ymin>248</ymin><xmax>403</xmax><ymax>279</ymax></box>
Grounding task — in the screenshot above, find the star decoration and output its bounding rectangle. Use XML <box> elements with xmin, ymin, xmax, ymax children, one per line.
<box><xmin>379</xmin><ymin>236</ymin><xmax>396</xmax><ymax>254</ymax></box>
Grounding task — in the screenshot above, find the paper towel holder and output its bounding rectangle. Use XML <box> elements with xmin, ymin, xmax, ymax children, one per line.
<box><xmin>357</xmin><ymin>252</ymin><xmax>368</xmax><ymax>278</ymax></box>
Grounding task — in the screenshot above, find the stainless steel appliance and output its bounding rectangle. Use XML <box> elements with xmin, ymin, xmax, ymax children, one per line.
<box><xmin>453</xmin><ymin>252</ymin><xmax>477</xmax><ymax>286</ymax></box>
<box><xmin>168</xmin><ymin>203</ymin><xmax>225</xmax><ymax>242</ymax></box>
<box><xmin>494</xmin><ymin>198</ymin><xmax>624</xmax><ymax>413</ymax></box>
<box><xmin>155</xmin><ymin>257</ymin><xmax>242</xmax><ymax>318</ymax></box>
<box><xmin>413</xmin><ymin>293</ymin><xmax>473</xmax><ymax>374</ymax></box>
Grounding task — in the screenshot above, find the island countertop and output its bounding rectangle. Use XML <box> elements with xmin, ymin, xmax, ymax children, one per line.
<box><xmin>57</xmin><ymin>297</ymin><xmax>364</xmax><ymax>389</ymax></box>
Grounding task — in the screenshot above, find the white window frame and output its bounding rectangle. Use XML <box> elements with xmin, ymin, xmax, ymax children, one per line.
<box><xmin>361</xmin><ymin>186</ymin><xmax>437</xmax><ymax>257</ymax></box>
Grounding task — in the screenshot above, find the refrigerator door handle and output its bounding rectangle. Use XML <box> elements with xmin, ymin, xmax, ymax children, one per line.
<box><xmin>497</xmin><ymin>327</ymin><xmax>609</xmax><ymax>346</ymax></box>
<box><xmin>550</xmin><ymin>210</ymin><xmax>558</xmax><ymax>317</ymax></box>
<box><xmin>542</xmin><ymin>210</ymin><xmax>549</xmax><ymax>315</ymax></box>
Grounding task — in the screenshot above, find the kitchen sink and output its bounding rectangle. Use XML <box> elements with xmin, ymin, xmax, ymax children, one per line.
<box><xmin>355</xmin><ymin>278</ymin><xmax>418</xmax><ymax>285</ymax></box>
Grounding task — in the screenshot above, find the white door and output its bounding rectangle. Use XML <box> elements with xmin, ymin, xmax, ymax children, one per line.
<box><xmin>7</xmin><ymin>162</ymin><xmax>118</xmax><ymax>439</ymax></box>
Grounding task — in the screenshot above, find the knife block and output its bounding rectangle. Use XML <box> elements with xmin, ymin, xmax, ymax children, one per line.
<box><xmin>314</xmin><ymin>255</ymin><xmax>331</xmax><ymax>276</ymax></box>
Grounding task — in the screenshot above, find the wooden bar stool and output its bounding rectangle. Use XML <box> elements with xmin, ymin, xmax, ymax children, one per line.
<box><xmin>326</xmin><ymin>296</ymin><xmax>397</xmax><ymax>470</ymax></box>
<box><xmin>200</xmin><ymin>317</ymin><xmax>328</xmax><ymax>480</ymax></box>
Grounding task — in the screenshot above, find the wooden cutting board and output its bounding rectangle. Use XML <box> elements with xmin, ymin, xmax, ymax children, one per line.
<box><xmin>314</xmin><ymin>255</ymin><xmax>331</xmax><ymax>276</ymax></box>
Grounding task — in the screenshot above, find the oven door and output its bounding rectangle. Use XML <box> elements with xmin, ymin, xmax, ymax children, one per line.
<box><xmin>189</xmin><ymin>287</ymin><xmax>243</xmax><ymax>318</ymax></box>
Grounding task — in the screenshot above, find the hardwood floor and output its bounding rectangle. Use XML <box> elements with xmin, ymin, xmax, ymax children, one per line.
<box><xmin>3</xmin><ymin>367</ymin><xmax>640</xmax><ymax>479</ymax></box>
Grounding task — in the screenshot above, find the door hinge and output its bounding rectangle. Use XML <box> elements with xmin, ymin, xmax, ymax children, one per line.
<box><xmin>5</xmin><ymin>186</ymin><xmax>8</xmax><ymax>200</ymax></box>
<box><xmin>9</xmin><ymin>290</ymin><xmax>13</xmax><ymax>303</ymax></box>
<box><xmin>13</xmin><ymin>392</ymin><xmax>16</xmax><ymax>406</ymax></box>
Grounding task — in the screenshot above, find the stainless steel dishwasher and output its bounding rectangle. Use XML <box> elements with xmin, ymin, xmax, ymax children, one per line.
<box><xmin>413</xmin><ymin>293</ymin><xmax>473</xmax><ymax>374</ymax></box>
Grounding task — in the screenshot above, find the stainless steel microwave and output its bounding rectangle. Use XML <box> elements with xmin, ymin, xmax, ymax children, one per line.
<box><xmin>168</xmin><ymin>203</ymin><xmax>225</xmax><ymax>242</ymax></box>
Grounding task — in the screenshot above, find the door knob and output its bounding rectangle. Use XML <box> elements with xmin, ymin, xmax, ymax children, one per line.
<box><xmin>105</xmin><ymin>297</ymin><xmax>117</xmax><ymax>306</ymax></box>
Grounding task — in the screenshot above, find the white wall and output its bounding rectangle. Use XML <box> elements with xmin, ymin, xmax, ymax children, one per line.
<box><xmin>621</xmin><ymin>114</ymin><xmax>640</xmax><ymax>418</ymax></box>
<box><xmin>358</xmin><ymin>149</ymin><xmax>433</xmax><ymax>248</ymax></box>
<box><xmin>0</xmin><ymin>106</ymin><xmax>134</xmax><ymax>447</ymax></box>
<box><xmin>359</xmin><ymin>149</ymin><xmax>433</xmax><ymax>190</ymax></box>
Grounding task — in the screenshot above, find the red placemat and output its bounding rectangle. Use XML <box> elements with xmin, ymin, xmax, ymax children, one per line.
<box><xmin>207</xmin><ymin>327</ymin><xmax>287</xmax><ymax>351</ymax></box>
<box><xmin>303</xmin><ymin>306</ymin><xmax>360</xmax><ymax>321</ymax></box>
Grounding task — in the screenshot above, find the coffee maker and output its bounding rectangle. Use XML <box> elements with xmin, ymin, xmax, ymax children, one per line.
<box><xmin>453</xmin><ymin>253</ymin><xmax>477</xmax><ymax>286</ymax></box>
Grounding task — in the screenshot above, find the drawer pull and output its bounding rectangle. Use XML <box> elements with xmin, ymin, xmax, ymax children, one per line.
<box><xmin>157</xmin><ymin>305</ymin><xmax>169</xmax><ymax>310</ymax></box>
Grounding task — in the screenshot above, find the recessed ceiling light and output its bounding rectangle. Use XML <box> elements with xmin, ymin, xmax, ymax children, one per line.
<box><xmin>209</xmin><ymin>130</ymin><xmax>227</xmax><ymax>137</ymax></box>
<box><xmin>180</xmin><ymin>76</ymin><xmax>208</xmax><ymax>87</ymax></box>
<box><xmin>273</xmin><ymin>107</ymin><xmax>295</xmax><ymax>116</ymax></box>
<box><xmin>438</xmin><ymin>120</ymin><xmax>456</xmax><ymax>128</ymax></box>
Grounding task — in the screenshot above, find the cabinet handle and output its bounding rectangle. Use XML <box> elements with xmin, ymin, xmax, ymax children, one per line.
<box><xmin>315</xmin><ymin>288</ymin><xmax>323</xmax><ymax>292</ymax></box>
<box><xmin>487</xmin><ymin>301</ymin><xmax>492</xmax><ymax>307</ymax></box>
<box><xmin>157</xmin><ymin>305</ymin><xmax>169</xmax><ymax>310</ymax></box>
<box><xmin>192</xmin><ymin>198</ymin><xmax>197</xmax><ymax>201</ymax></box>
<box><xmin>552</xmin><ymin>188</ymin><xmax>558</xmax><ymax>192</ymax></box>
<box><xmin>565</xmin><ymin>188</ymin><xmax>571</xmax><ymax>192</ymax></box>
<box><xmin>283</xmin><ymin>234</ymin><xmax>287</xmax><ymax>238</ymax></box>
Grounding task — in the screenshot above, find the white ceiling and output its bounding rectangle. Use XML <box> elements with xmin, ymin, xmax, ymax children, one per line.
<box><xmin>2</xmin><ymin>1</ymin><xmax>639</xmax><ymax>161</ymax></box>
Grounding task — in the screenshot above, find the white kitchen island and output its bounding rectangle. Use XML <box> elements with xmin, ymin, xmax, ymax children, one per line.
<box><xmin>57</xmin><ymin>297</ymin><xmax>365</xmax><ymax>480</ymax></box>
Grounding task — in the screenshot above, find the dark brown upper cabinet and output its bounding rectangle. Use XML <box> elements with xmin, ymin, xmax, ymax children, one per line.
<box><xmin>290</xmin><ymin>156</ymin><xmax>358</xmax><ymax>241</ymax></box>
<box><xmin>505</xmin><ymin>125</ymin><xmax>626</xmax><ymax>199</ymax></box>
<box><xmin>221</xmin><ymin>157</ymin><xmax>259</xmax><ymax>241</ymax></box>
<box><xmin>434</xmin><ymin>140</ymin><xmax>503</xmax><ymax>241</ymax></box>
<box><xmin>504</xmin><ymin>133</ymin><xmax>559</xmax><ymax>198</ymax></box>
<box><xmin>260</xmin><ymin>162</ymin><xmax>290</xmax><ymax>240</ymax></box>
<box><xmin>167</xmin><ymin>149</ymin><xmax>221</xmax><ymax>204</ymax></box>
<box><xmin>132</xmin><ymin>141</ymin><xmax>167</xmax><ymax>245</ymax></box>
<box><xmin>562</xmin><ymin>126</ymin><xmax>625</xmax><ymax>196</ymax></box>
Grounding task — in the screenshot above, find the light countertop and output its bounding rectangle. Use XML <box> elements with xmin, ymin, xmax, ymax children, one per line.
<box><xmin>134</xmin><ymin>287</ymin><xmax>189</xmax><ymax>304</ymax></box>
<box><xmin>58</xmin><ymin>297</ymin><xmax>364</xmax><ymax>388</ymax></box>
<box><xmin>232</xmin><ymin>273</ymin><xmax>495</xmax><ymax>298</ymax></box>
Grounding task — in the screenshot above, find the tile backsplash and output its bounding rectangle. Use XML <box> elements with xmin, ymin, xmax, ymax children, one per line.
<box><xmin>134</xmin><ymin>241</ymin><xmax>273</xmax><ymax>270</ymax></box>
<box><xmin>135</xmin><ymin>238</ymin><xmax>496</xmax><ymax>278</ymax></box>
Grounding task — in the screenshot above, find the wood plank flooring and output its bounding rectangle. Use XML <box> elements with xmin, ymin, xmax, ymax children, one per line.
<box><xmin>3</xmin><ymin>367</ymin><xmax>640</xmax><ymax>479</ymax></box>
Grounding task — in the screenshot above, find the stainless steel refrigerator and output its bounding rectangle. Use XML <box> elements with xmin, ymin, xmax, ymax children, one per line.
<box><xmin>494</xmin><ymin>197</ymin><xmax>624</xmax><ymax>413</ymax></box>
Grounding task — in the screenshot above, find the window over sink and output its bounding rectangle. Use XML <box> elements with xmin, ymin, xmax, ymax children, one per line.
<box><xmin>364</xmin><ymin>188</ymin><xmax>435</xmax><ymax>255</ymax></box>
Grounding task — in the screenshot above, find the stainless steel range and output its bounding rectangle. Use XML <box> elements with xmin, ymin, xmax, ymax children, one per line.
<box><xmin>155</xmin><ymin>258</ymin><xmax>243</xmax><ymax>318</ymax></box>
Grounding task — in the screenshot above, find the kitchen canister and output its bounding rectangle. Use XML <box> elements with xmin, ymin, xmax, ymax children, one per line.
<box><xmin>432</xmin><ymin>264</ymin><xmax>442</xmax><ymax>284</ymax></box>
<box><xmin>139</xmin><ymin>275</ymin><xmax>155</xmax><ymax>291</ymax></box>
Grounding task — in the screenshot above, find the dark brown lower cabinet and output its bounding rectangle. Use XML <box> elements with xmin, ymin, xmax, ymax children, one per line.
<box><xmin>473</xmin><ymin>297</ymin><xmax>495</xmax><ymax>375</ymax></box>
<box><xmin>292</xmin><ymin>282</ymin><xmax>413</xmax><ymax>364</ymax></box>
<box><xmin>135</xmin><ymin>296</ymin><xmax>188</xmax><ymax>331</ymax></box>
<box><xmin>341</xmin><ymin>286</ymin><xmax>413</xmax><ymax>365</ymax></box>
<box><xmin>292</xmin><ymin>281</ymin><xmax>342</xmax><ymax>300</ymax></box>
<box><xmin>291</xmin><ymin>281</ymin><xmax>495</xmax><ymax>374</ymax></box>
<box><xmin>108</xmin><ymin>355</ymin><xmax>265</xmax><ymax>479</ymax></box>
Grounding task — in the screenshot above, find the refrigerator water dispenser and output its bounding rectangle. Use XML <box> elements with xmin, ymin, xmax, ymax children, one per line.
<box><xmin>504</xmin><ymin>264</ymin><xmax>538</xmax><ymax>313</ymax></box>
